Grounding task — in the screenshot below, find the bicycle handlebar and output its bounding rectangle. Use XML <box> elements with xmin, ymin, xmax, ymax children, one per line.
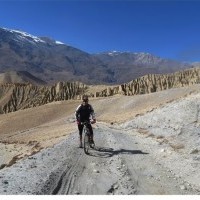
<box><xmin>81</xmin><ymin>121</ymin><xmax>91</xmax><ymax>125</ymax></box>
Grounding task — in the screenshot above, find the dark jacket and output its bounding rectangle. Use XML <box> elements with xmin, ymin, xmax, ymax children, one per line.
<box><xmin>75</xmin><ymin>103</ymin><xmax>95</xmax><ymax>122</ymax></box>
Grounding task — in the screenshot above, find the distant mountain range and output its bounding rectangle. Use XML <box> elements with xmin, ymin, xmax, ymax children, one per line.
<box><xmin>0</xmin><ymin>27</ymin><xmax>195</xmax><ymax>85</ymax></box>
<box><xmin>93</xmin><ymin>51</ymin><xmax>192</xmax><ymax>83</ymax></box>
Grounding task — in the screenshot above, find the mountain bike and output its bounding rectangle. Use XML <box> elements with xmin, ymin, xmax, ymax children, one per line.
<box><xmin>82</xmin><ymin>121</ymin><xmax>95</xmax><ymax>155</ymax></box>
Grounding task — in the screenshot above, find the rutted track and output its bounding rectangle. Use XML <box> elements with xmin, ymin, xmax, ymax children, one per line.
<box><xmin>49</xmin><ymin>124</ymin><xmax>139</xmax><ymax>195</ymax></box>
<box><xmin>47</xmin><ymin>124</ymin><xmax>199</xmax><ymax>195</ymax></box>
<box><xmin>0</xmin><ymin>124</ymin><xmax>198</xmax><ymax>194</ymax></box>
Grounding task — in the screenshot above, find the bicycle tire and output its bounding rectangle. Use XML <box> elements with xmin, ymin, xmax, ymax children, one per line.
<box><xmin>84</xmin><ymin>131</ymin><xmax>90</xmax><ymax>154</ymax></box>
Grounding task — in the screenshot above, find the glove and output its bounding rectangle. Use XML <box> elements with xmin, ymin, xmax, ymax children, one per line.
<box><xmin>91</xmin><ymin>119</ymin><xmax>96</xmax><ymax>124</ymax></box>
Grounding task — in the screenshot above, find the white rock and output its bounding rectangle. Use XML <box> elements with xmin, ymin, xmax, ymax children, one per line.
<box><xmin>160</xmin><ymin>149</ymin><xmax>166</xmax><ymax>153</ymax></box>
<box><xmin>180</xmin><ymin>185</ymin><xmax>187</xmax><ymax>190</ymax></box>
<box><xmin>93</xmin><ymin>169</ymin><xmax>100</xmax><ymax>173</ymax></box>
<box><xmin>74</xmin><ymin>191</ymin><xmax>80</xmax><ymax>194</ymax></box>
<box><xmin>113</xmin><ymin>184</ymin><xmax>119</xmax><ymax>189</ymax></box>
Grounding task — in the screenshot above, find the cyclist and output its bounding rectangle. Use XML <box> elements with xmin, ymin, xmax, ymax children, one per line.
<box><xmin>75</xmin><ymin>95</ymin><xmax>96</xmax><ymax>148</ymax></box>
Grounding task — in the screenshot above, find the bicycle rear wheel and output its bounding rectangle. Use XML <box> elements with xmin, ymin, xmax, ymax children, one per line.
<box><xmin>84</xmin><ymin>133</ymin><xmax>90</xmax><ymax>154</ymax></box>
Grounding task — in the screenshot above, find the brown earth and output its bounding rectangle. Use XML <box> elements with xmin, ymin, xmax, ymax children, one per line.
<box><xmin>0</xmin><ymin>67</ymin><xmax>200</xmax><ymax>115</ymax></box>
<box><xmin>1</xmin><ymin>84</ymin><xmax>200</xmax><ymax>170</ymax></box>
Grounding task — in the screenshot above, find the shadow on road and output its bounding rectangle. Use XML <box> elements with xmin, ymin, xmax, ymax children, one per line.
<box><xmin>88</xmin><ymin>146</ymin><xmax>149</xmax><ymax>158</ymax></box>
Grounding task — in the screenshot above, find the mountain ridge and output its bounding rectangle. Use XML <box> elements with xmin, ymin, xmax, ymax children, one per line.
<box><xmin>0</xmin><ymin>27</ymin><xmax>114</xmax><ymax>84</ymax></box>
<box><xmin>0</xmin><ymin>27</ymin><xmax>196</xmax><ymax>84</ymax></box>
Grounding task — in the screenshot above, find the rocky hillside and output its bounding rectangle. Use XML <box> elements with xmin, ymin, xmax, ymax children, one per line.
<box><xmin>94</xmin><ymin>51</ymin><xmax>191</xmax><ymax>83</ymax></box>
<box><xmin>0</xmin><ymin>67</ymin><xmax>200</xmax><ymax>114</ymax></box>
<box><xmin>0</xmin><ymin>82</ymin><xmax>87</xmax><ymax>113</ymax></box>
<box><xmin>0</xmin><ymin>71</ymin><xmax>46</xmax><ymax>85</ymax></box>
<box><xmin>96</xmin><ymin>67</ymin><xmax>200</xmax><ymax>97</ymax></box>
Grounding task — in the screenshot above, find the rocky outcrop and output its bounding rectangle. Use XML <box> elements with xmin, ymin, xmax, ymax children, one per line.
<box><xmin>1</xmin><ymin>67</ymin><xmax>200</xmax><ymax>114</ymax></box>
<box><xmin>0</xmin><ymin>82</ymin><xmax>87</xmax><ymax>113</ymax></box>
<box><xmin>96</xmin><ymin>67</ymin><xmax>200</xmax><ymax>97</ymax></box>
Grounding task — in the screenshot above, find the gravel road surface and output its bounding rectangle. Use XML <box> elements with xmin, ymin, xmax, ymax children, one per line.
<box><xmin>0</xmin><ymin>123</ymin><xmax>199</xmax><ymax>195</ymax></box>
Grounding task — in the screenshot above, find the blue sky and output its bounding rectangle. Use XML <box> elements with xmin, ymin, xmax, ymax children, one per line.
<box><xmin>0</xmin><ymin>0</ymin><xmax>200</xmax><ymax>62</ymax></box>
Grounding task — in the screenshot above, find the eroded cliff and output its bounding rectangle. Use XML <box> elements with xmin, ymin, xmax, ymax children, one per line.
<box><xmin>0</xmin><ymin>67</ymin><xmax>200</xmax><ymax>114</ymax></box>
<box><xmin>0</xmin><ymin>82</ymin><xmax>87</xmax><ymax>113</ymax></box>
<box><xmin>96</xmin><ymin>67</ymin><xmax>200</xmax><ymax>97</ymax></box>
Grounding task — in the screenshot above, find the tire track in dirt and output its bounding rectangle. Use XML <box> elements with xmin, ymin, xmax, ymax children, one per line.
<box><xmin>0</xmin><ymin>123</ymin><xmax>198</xmax><ymax>194</ymax></box>
<box><xmin>52</xmin><ymin>152</ymin><xmax>84</xmax><ymax>194</ymax></box>
<box><xmin>41</xmin><ymin>124</ymin><xmax>198</xmax><ymax>194</ymax></box>
<box><xmin>48</xmin><ymin>125</ymin><xmax>139</xmax><ymax>194</ymax></box>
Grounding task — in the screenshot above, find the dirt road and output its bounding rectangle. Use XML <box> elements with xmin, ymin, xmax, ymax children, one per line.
<box><xmin>0</xmin><ymin>123</ymin><xmax>198</xmax><ymax>195</ymax></box>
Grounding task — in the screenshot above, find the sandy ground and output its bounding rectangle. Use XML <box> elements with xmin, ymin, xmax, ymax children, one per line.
<box><xmin>0</xmin><ymin>84</ymin><xmax>200</xmax><ymax>194</ymax></box>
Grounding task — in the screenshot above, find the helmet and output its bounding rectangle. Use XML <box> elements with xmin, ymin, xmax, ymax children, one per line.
<box><xmin>82</xmin><ymin>95</ymin><xmax>89</xmax><ymax>102</ymax></box>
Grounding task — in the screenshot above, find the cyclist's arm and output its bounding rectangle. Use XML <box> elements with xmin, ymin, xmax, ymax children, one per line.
<box><xmin>90</xmin><ymin>105</ymin><xmax>96</xmax><ymax>121</ymax></box>
<box><xmin>75</xmin><ymin>105</ymin><xmax>81</xmax><ymax>121</ymax></box>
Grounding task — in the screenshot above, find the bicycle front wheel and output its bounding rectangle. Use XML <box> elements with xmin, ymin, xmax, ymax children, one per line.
<box><xmin>84</xmin><ymin>133</ymin><xmax>90</xmax><ymax>154</ymax></box>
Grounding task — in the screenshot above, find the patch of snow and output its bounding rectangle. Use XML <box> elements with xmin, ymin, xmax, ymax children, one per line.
<box><xmin>2</xmin><ymin>27</ymin><xmax>46</xmax><ymax>44</ymax></box>
<box><xmin>107</xmin><ymin>51</ymin><xmax>123</xmax><ymax>56</ymax></box>
<box><xmin>55</xmin><ymin>41</ymin><xmax>64</xmax><ymax>45</ymax></box>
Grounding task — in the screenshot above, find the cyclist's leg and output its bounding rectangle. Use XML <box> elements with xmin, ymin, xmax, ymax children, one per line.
<box><xmin>87</xmin><ymin>124</ymin><xmax>94</xmax><ymax>143</ymax></box>
<box><xmin>78</xmin><ymin>124</ymin><xmax>84</xmax><ymax>147</ymax></box>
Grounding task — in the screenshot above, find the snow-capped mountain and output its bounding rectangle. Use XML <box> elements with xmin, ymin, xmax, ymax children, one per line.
<box><xmin>0</xmin><ymin>27</ymin><xmax>194</xmax><ymax>84</ymax></box>
<box><xmin>95</xmin><ymin>51</ymin><xmax>164</xmax><ymax>64</ymax></box>
<box><xmin>2</xmin><ymin>27</ymin><xmax>46</xmax><ymax>43</ymax></box>
<box><xmin>1</xmin><ymin>27</ymin><xmax>65</xmax><ymax>45</ymax></box>
<box><xmin>0</xmin><ymin>27</ymin><xmax>113</xmax><ymax>84</ymax></box>
<box><xmin>95</xmin><ymin>50</ymin><xmax>189</xmax><ymax>67</ymax></box>
<box><xmin>94</xmin><ymin>51</ymin><xmax>191</xmax><ymax>82</ymax></box>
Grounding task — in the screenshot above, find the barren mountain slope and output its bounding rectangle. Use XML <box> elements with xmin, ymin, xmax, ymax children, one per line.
<box><xmin>0</xmin><ymin>84</ymin><xmax>200</xmax><ymax>194</ymax></box>
<box><xmin>0</xmin><ymin>71</ymin><xmax>46</xmax><ymax>85</ymax></box>
<box><xmin>94</xmin><ymin>51</ymin><xmax>191</xmax><ymax>83</ymax></box>
<box><xmin>0</xmin><ymin>27</ymin><xmax>114</xmax><ymax>84</ymax></box>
